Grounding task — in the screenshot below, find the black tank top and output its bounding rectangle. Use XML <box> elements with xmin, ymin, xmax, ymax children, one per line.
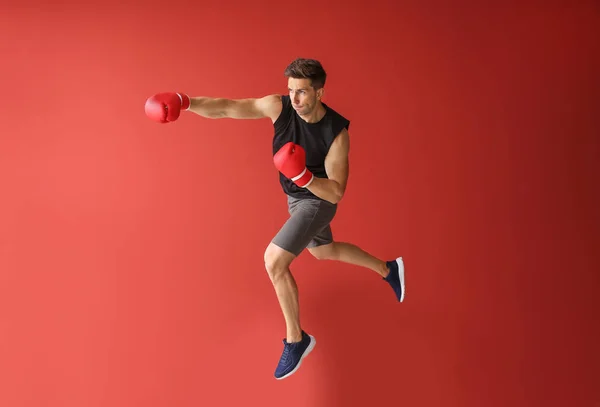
<box><xmin>272</xmin><ymin>95</ymin><xmax>350</xmax><ymax>200</ymax></box>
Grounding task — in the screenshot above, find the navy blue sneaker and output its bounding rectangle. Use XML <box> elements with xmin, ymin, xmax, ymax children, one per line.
<box><xmin>274</xmin><ymin>330</ymin><xmax>316</xmax><ymax>380</ymax></box>
<box><xmin>384</xmin><ymin>257</ymin><xmax>405</xmax><ymax>302</ymax></box>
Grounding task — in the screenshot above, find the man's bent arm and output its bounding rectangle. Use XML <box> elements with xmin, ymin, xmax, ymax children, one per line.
<box><xmin>306</xmin><ymin>177</ymin><xmax>345</xmax><ymax>204</ymax></box>
<box><xmin>188</xmin><ymin>94</ymin><xmax>282</xmax><ymax>121</ymax></box>
<box><xmin>306</xmin><ymin>129</ymin><xmax>350</xmax><ymax>204</ymax></box>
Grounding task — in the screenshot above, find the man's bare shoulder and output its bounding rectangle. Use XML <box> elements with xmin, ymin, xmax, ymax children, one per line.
<box><xmin>255</xmin><ymin>94</ymin><xmax>283</xmax><ymax>122</ymax></box>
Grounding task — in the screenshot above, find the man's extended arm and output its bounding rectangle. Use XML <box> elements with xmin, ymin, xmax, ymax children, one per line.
<box><xmin>306</xmin><ymin>129</ymin><xmax>350</xmax><ymax>204</ymax></box>
<box><xmin>144</xmin><ymin>92</ymin><xmax>282</xmax><ymax>123</ymax></box>
<box><xmin>188</xmin><ymin>94</ymin><xmax>282</xmax><ymax>121</ymax></box>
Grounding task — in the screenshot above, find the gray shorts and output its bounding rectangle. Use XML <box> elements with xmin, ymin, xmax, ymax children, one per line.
<box><xmin>271</xmin><ymin>195</ymin><xmax>337</xmax><ymax>256</ymax></box>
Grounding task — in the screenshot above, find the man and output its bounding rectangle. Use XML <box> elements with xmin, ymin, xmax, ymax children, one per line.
<box><xmin>145</xmin><ymin>58</ymin><xmax>405</xmax><ymax>380</ymax></box>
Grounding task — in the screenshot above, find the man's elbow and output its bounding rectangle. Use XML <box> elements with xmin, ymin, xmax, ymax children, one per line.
<box><xmin>330</xmin><ymin>184</ymin><xmax>345</xmax><ymax>204</ymax></box>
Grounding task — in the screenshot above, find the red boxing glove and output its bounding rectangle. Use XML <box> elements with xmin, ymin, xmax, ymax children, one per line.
<box><xmin>274</xmin><ymin>142</ymin><xmax>314</xmax><ymax>188</ymax></box>
<box><xmin>145</xmin><ymin>92</ymin><xmax>190</xmax><ymax>123</ymax></box>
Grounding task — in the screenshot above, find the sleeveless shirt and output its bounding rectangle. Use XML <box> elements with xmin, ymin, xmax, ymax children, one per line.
<box><xmin>272</xmin><ymin>95</ymin><xmax>350</xmax><ymax>200</ymax></box>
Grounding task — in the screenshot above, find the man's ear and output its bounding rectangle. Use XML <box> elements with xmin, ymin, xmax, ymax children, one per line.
<box><xmin>317</xmin><ymin>87</ymin><xmax>324</xmax><ymax>100</ymax></box>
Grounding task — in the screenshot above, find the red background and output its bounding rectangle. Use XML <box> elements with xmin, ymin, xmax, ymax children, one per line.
<box><xmin>1</xmin><ymin>1</ymin><xmax>599</xmax><ymax>406</ymax></box>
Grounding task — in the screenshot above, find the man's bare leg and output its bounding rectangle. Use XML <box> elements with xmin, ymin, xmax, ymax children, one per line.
<box><xmin>264</xmin><ymin>242</ymin><xmax>302</xmax><ymax>343</ymax></box>
<box><xmin>308</xmin><ymin>241</ymin><xmax>405</xmax><ymax>302</ymax></box>
<box><xmin>265</xmin><ymin>242</ymin><xmax>318</xmax><ymax>380</ymax></box>
<box><xmin>308</xmin><ymin>242</ymin><xmax>391</xmax><ymax>278</ymax></box>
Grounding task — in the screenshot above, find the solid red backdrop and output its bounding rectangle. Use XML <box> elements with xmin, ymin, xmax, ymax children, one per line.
<box><xmin>1</xmin><ymin>1</ymin><xmax>599</xmax><ymax>406</ymax></box>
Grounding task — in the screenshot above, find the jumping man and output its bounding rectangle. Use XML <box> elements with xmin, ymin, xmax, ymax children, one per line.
<box><xmin>145</xmin><ymin>58</ymin><xmax>405</xmax><ymax>380</ymax></box>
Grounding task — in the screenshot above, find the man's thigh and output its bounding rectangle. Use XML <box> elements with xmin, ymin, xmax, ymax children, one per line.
<box><xmin>271</xmin><ymin>197</ymin><xmax>337</xmax><ymax>256</ymax></box>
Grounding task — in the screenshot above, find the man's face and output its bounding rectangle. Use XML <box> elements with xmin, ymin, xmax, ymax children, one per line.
<box><xmin>288</xmin><ymin>78</ymin><xmax>323</xmax><ymax>116</ymax></box>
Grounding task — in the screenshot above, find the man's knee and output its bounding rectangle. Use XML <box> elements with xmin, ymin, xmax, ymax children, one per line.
<box><xmin>308</xmin><ymin>242</ymin><xmax>339</xmax><ymax>261</ymax></box>
<box><xmin>264</xmin><ymin>243</ymin><xmax>295</xmax><ymax>282</ymax></box>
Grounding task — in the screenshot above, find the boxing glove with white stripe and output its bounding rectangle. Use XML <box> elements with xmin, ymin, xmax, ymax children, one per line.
<box><xmin>145</xmin><ymin>92</ymin><xmax>190</xmax><ymax>123</ymax></box>
<box><xmin>273</xmin><ymin>142</ymin><xmax>314</xmax><ymax>188</ymax></box>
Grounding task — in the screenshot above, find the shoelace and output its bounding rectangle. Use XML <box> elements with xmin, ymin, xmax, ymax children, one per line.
<box><xmin>280</xmin><ymin>342</ymin><xmax>293</xmax><ymax>364</ymax></box>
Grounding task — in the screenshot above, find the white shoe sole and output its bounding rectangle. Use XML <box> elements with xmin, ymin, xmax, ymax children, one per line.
<box><xmin>275</xmin><ymin>335</ymin><xmax>316</xmax><ymax>380</ymax></box>
<box><xmin>396</xmin><ymin>257</ymin><xmax>405</xmax><ymax>302</ymax></box>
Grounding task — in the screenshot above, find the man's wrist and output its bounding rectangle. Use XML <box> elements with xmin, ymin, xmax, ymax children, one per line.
<box><xmin>302</xmin><ymin>174</ymin><xmax>314</xmax><ymax>188</ymax></box>
<box><xmin>292</xmin><ymin>168</ymin><xmax>314</xmax><ymax>188</ymax></box>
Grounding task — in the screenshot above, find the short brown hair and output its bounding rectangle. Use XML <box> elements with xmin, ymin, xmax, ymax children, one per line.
<box><xmin>284</xmin><ymin>58</ymin><xmax>327</xmax><ymax>89</ymax></box>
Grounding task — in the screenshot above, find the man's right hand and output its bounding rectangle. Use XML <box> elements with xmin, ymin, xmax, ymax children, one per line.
<box><xmin>274</xmin><ymin>142</ymin><xmax>314</xmax><ymax>188</ymax></box>
<box><xmin>145</xmin><ymin>92</ymin><xmax>190</xmax><ymax>123</ymax></box>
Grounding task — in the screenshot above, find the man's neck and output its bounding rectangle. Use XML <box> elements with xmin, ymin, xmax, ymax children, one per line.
<box><xmin>299</xmin><ymin>102</ymin><xmax>326</xmax><ymax>123</ymax></box>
